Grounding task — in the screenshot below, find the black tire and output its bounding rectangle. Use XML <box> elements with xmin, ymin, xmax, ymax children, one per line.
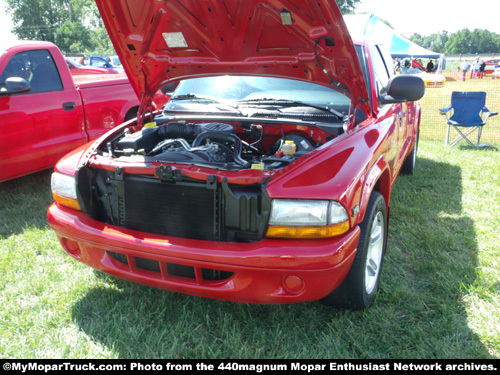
<box><xmin>401</xmin><ymin>130</ymin><xmax>419</xmax><ymax>175</ymax></box>
<box><xmin>321</xmin><ymin>192</ymin><xmax>387</xmax><ymax>310</ymax></box>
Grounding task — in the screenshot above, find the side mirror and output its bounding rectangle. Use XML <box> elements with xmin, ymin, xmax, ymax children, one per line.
<box><xmin>379</xmin><ymin>75</ymin><xmax>425</xmax><ymax>105</ymax></box>
<box><xmin>0</xmin><ymin>77</ymin><xmax>31</xmax><ymax>96</ymax></box>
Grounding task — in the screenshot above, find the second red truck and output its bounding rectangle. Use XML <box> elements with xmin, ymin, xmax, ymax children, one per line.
<box><xmin>0</xmin><ymin>41</ymin><xmax>166</xmax><ymax>183</ymax></box>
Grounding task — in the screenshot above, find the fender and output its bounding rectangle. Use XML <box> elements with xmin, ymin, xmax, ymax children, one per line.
<box><xmin>408</xmin><ymin>102</ymin><xmax>422</xmax><ymax>153</ymax></box>
<box><xmin>357</xmin><ymin>155</ymin><xmax>391</xmax><ymax>225</ymax></box>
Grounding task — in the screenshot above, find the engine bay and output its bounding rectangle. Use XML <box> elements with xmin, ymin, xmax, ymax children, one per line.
<box><xmin>104</xmin><ymin>118</ymin><xmax>340</xmax><ymax>171</ymax></box>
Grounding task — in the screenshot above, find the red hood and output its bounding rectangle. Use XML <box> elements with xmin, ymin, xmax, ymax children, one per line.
<box><xmin>96</xmin><ymin>0</ymin><xmax>370</xmax><ymax>113</ymax></box>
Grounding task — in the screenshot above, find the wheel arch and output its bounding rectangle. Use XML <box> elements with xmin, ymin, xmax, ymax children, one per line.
<box><xmin>122</xmin><ymin>105</ymin><xmax>139</xmax><ymax>123</ymax></box>
<box><xmin>357</xmin><ymin>156</ymin><xmax>391</xmax><ymax>226</ymax></box>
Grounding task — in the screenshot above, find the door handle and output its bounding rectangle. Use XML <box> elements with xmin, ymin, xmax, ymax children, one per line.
<box><xmin>62</xmin><ymin>102</ymin><xmax>76</xmax><ymax>111</ymax></box>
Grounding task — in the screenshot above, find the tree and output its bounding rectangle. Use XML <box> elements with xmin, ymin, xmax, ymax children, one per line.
<box><xmin>409</xmin><ymin>28</ymin><xmax>500</xmax><ymax>55</ymax></box>
<box><xmin>6</xmin><ymin>0</ymin><xmax>67</xmax><ymax>43</ymax></box>
<box><xmin>336</xmin><ymin>0</ymin><xmax>362</xmax><ymax>13</ymax></box>
<box><xmin>5</xmin><ymin>0</ymin><xmax>111</xmax><ymax>54</ymax></box>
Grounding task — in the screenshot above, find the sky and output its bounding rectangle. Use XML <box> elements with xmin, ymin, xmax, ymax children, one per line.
<box><xmin>355</xmin><ymin>0</ymin><xmax>500</xmax><ymax>37</ymax></box>
<box><xmin>0</xmin><ymin>1</ymin><xmax>17</xmax><ymax>50</ymax></box>
<box><xmin>1</xmin><ymin>0</ymin><xmax>500</xmax><ymax>48</ymax></box>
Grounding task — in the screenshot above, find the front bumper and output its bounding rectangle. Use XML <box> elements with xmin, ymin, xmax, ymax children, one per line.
<box><xmin>47</xmin><ymin>203</ymin><xmax>360</xmax><ymax>304</ymax></box>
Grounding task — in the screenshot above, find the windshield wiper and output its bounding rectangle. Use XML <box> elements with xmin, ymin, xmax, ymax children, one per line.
<box><xmin>170</xmin><ymin>94</ymin><xmax>243</xmax><ymax>115</ymax></box>
<box><xmin>237</xmin><ymin>98</ymin><xmax>346</xmax><ymax>121</ymax></box>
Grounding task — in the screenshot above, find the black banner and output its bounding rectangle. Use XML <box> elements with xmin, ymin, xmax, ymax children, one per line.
<box><xmin>1</xmin><ymin>359</ymin><xmax>498</xmax><ymax>374</ymax></box>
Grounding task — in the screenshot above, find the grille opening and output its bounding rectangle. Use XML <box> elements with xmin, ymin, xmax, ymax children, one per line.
<box><xmin>136</xmin><ymin>257</ymin><xmax>161</xmax><ymax>273</ymax></box>
<box><xmin>202</xmin><ymin>268</ymin><xmax>234</xmax><ymax>281</ymax></box>
<box><xmin>106</xmin><ymin>251</ymin><xmax>234</xmax><ymax>281</ymax></box>
<box><xmin>108</xmin><ymin>251</ymin><xmax>128</xmax><ymax>265</ymax></box>
<box><xmin>167</xmin><ymin>263</ymin><xmax>195</xmax><ymax>279</ymax></box>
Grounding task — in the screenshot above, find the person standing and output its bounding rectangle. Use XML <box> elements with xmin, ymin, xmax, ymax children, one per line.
<box><xmin>394</xmin><ymin>57</ymin><xmax>401</xmax><ymax>73</ymax></box>
<box><xmin>426</xmin><ymin>59</ymin><xmax>434</xmax><ymax>72</ymax></box>
<box><xmin>471</xmin><ymin>57</ymin><xmax>480</xmax><ymax>79</ymax></box>
<box><xmin>461</xmin><ymin>60</ymin><xmax>470</xmax><ymax>81</ymax></box>
<box><xmin>479</xmin><ymin>60</ymin><xmax>486</xmax><ymax>78</ymax></box>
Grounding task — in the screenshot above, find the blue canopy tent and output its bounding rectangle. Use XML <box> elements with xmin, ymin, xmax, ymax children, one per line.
<box><xmin>344</xmin><ymin>14</ymin><xmax>441</xmax><ymax>59</ymax></box>
<box><xmin>344</xmin><ymin>14</ymin><xmax>446</xmax><ymax>86</ymax></box>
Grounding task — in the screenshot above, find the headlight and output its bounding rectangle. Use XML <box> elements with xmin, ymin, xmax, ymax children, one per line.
<box><xmin>51</xmin><ymin>172</ymin><xmax>81</xmax><ymax>211</ymax></box>
<box><xmin>266</xmin><ymin>199</ymin><xmax>349</xmax><ymax>239</ymax></box>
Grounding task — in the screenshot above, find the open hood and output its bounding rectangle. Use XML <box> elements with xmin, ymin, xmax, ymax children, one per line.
<box><xmin>96</xmin><ymin>0</ymin><xmax>370</xmax><ymax>115</ymax></box>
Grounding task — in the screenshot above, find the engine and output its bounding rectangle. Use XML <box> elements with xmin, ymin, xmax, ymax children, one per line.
<box><xmin>110</xmin><ymin>121</ymin><xmax>317</xmax><ymax>170</ymax></box>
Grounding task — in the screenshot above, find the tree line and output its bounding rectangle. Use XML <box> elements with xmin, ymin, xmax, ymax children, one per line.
<box><xmin>409</xmin><ymin>29</ymin><xmax>500</xmax><ymax>55</ymax></box>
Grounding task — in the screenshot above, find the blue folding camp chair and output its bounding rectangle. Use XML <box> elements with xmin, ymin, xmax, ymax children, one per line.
<box><xmin>439</xmin><ymin>91</ymin><xmax>497</xmax><ymax>148</ymax></box>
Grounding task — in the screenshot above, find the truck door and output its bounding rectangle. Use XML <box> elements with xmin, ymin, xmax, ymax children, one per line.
<box><xmin>377</xmin><ymin>47</ymin><xmax>411</xmax><ymax>171</ymax></box>
<box><xmin>0</xmin><ymin>48</ymin><xmax>85</xmax><ymax>182</ymax></box>
<box><xmin>369</xmin><ymin>45</ymin><xmax>400</xmax><ymax>178</ymax></box>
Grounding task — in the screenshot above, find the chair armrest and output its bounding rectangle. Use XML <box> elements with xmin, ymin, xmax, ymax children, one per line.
<box><xmin>482</xmin><ymin>107</ymin><xmax>498</xmax><ymax>120</ymax></box>
<box><xmin>484</xmin><ymin>112</ymin><xmax>498</xmax><ymax>121</ymax></box>
<box><xmin>439</xmin><ymin>105</ymin><xmax>452</xmax><ymax>115</ymax></box>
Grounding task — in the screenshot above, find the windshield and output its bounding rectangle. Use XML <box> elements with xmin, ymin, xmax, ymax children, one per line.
<box><xmin>166</xmin><ymin>76</ymin><xmax>351</xmax><ymax>109</ymax></box>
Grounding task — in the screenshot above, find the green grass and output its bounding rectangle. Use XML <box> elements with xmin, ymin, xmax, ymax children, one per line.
<box><xmin>1</xmin><ymin>139</ymin><xmax>499</xmax><ymax>359</ymax></box>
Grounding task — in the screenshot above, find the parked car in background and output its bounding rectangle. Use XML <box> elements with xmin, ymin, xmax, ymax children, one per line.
<box><xmin>48</xmin><ymin>0</ymin><xmax>424</xmax><ymax>310</ymax></box>
<box><xmin>483</xmin><ymin>59</ymin><xmax>500</xmax><ymax>75</ymax></box>
<box><xmin>65</xmin><ymin>57</ymin><xmax>113</xmax><ymax>75</ymax></box>
<box><xmin>105</xmin><ymin>55</ymin><xmax>122</xmax><ymax>68</ymax></box>
<box><xmin>492</xmin><ymin>66</ymin><xmax>500</xmax><ymax>79</ymax></box>
<box><xmin>88</xmin><ymin>55</ymin><xmax>124</xmax><ymax>73</ymax></box>
<box><xmin>65</xmin><ymin>55</ymin><xmax>85</xmax><ymax>65</ymax></box>
<box><xmin>0</xmin><ymin>40</ymin><xmax>167</xmax><ymax>183</ymax></box>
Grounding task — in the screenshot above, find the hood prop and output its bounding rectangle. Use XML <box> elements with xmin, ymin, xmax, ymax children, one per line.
<box><xmin>137</xmin><ymin>71</ymin><xmax>156</xmax><ymax>127</ymax></box>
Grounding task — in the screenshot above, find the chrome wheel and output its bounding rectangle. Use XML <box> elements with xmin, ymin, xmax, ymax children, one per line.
<box><xmin>365</xmin><ymin>211</ymin><xmax>384</xmax><ymax>295</ymax></box>
<box><xmin>321</xmin><ymin>192</ymin><xmax>387</xmax><ymax>310</ymax></box>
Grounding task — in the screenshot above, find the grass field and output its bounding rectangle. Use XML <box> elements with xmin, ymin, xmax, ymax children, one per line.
<box><xmin>1</xmin><ymin>82</ymin><xmax>499</xmax><ymax>359</ymax></box>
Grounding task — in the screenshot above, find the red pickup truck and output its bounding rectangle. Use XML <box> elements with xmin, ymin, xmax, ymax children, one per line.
<box><xmin>48</xmin><ymin>0</ymin><xmax>425</xmax><ymax>310</ymax></box>
<box><xmin>0</xmin><ymin>41</ymin><xmax>150</xmax><ymax>182</ymax></box>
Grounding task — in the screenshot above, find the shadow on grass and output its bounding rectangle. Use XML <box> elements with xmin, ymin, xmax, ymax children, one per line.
<box><xmin>456</xmin><ymin>143</ymin><xmax>499</xmax><ymax>152</ymax></box>
<box><xmin>0</xmin><ymin>169</ymin><xmax>53</xmax><ymax>237</ymax></box>
<box><xmin>70</xmin><ymin>158</ymin><xmax>491</xmax><ymax>359</ymax></box>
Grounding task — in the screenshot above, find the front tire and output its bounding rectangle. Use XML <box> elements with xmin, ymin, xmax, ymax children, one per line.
<box><xmin>321</xmin><ymin>192</ymin><xmax>387</xmax><ymax>310</ymax></box>
<box><xmin>401</xmin><ymin>130</ymin><xmax>419</xmax><ymax>175</ymax></box>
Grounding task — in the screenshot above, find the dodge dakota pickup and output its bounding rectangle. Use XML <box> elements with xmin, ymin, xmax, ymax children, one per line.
<box><xmin>0</xmin><ymin>41</ymin><xmax>163</xmax><ymax>182</ymax></box>
<box><xmin>47</xmin><ymin>0</ymin><xmax>425</xmax><ymax>310</ymax></box>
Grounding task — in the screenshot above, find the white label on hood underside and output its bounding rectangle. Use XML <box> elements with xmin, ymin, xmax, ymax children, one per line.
<box><xmin>163</xmin><ymin>32</ymin><xmax>188</xmax><ymax>48</ymax></box>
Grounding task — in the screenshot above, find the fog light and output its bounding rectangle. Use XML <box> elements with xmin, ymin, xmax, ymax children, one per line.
<box><xmin>283</xmin><ymin>275</ymin><xmax>305</xmax><ymax>294</ymax></box>
<box><xmin>60</xmin><ymin>237</ymin><xmax>81</xmax><ymax>258</ymax></box>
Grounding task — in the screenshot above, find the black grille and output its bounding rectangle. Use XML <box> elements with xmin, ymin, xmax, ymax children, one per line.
<box><xmin>84</xmin><ymin>167</ymin><xmax>271</xmax><ymax>242</ymax></box>
<box><xmin>123</xmin><ymin>177</ymin><xmax>217</xmax><ymax>241</ymax></box>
